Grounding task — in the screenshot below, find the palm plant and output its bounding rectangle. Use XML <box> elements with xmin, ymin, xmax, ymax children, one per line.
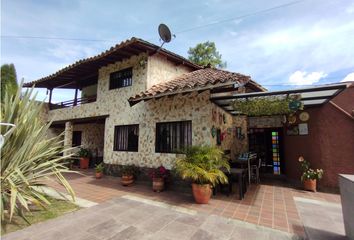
<box><xmin>0</xmin><ymin>84</ymin><xmax>76</xmax><ymax>224</ymax></box>
<box><xmin>175</xmin><ymin>145</ymin><xmax>230</xmax><ymax>186</ymax></box>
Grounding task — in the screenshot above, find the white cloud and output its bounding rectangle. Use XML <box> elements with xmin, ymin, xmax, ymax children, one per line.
<box><xmin>229</xmin><ymin>31</ymin><xmax>238</xmax><ymax>36</ymax></box>
<box><xmin>341</xmin><ymin>72</ymin><xmax>354</xmax><ymax>82</ymax></box>
<box><xmin>46</xmin><ymin>41</ymin><xmax>99</xmax><ymax>62</ymax></box>
<box><xmin>233</xmin><ymin>19</ymin><xmax>243</xmax><ymax>25</ymax></box>
<box><xmin>288</xmin><ymin>71</ymin><xmax>327</xmax><ymax>85</ymax></box>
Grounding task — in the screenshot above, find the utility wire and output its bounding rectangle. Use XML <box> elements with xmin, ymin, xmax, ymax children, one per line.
<box><xmin>0</xmin><ymin>0</ymin><xmax>306</xmax><ymax>42</ymax></box>
<box><xmin>0</xmin><ymin>35</ymin><xmax>115</xmax><ymax>42</ymax></box>
<box><xmin>175</xmin><ymin>0</ymin><xmax>306</xmax><ymax>34</ymax></box>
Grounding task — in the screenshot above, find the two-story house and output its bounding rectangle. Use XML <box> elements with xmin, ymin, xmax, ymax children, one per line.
<box><xmin>25</xmin><ymin>38</ymin><xmax>264</xmax><ymax>171</ymax></box>
<box><xmin>25</xmin><ymin>37</ymin><xmax>353</xmax><ymax>188</ymax></box>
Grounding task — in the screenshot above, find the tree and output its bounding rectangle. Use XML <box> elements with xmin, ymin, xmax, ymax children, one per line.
<box><xmin>1</xmin><ymin>64</ymin><xmax>19</xmax><ymax>102</ymax></box>
<box><xmin>187</xmin><ymin>41</ymin><xmax>227</xmax><ymax>68</ymax></box>
<box><xmin>1</xmin><ymin>83</ymin><xmax>75</xmax><ymax>224</ymax></box>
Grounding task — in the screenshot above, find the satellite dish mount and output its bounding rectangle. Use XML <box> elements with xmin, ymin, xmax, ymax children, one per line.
<box><xmin>158</xmin><ymin>23</ymin><xmax>174</xmax><ymax>48</ymax></box>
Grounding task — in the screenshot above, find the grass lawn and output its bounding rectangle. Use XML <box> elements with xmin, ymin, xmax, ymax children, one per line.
<box><xmin>1</xmin><ymin>197</ymin><xmax>80</xmax><ymax>235</ymax></box>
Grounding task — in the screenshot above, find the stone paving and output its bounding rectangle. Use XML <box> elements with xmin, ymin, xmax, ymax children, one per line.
<box><xmin>3</xmin><ymin>195</ymin><xmax>302</xmax><ymax>240</ymax></box>
<box><xmin>295</xmin><ymin>197</ymin><xmax>347</xmax><ymax>240</ymax></box>
<box><xmin>47</xmin><ymin>169</ymin><xmax>341</xmax><ymax>238</ymax></box>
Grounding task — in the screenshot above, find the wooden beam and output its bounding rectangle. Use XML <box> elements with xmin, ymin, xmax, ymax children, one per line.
<box><xmin>210</xmin><ymin>85</ymin><xmax>237</xmax><ymax>94</ymax></box>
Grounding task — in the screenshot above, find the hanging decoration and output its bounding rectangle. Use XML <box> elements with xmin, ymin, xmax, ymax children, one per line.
<box><xmin>216</xmin><ymin>129</ymin><xmax>221</xmax><ymax>145</ymax></box>
<box><xmin>211</xmin><ymin>125</ymin><xmax>216</xmax><ymax>138</ymax></box>
<box><xmin>287</xmin><ymin>114</ymin><xmax>297</xmax><ymax>124</ymax></box>
<box><xmin>236</xmin><ymin>127</ymin><xmax>245</xmax><ymax>140</ymax></box>
<box><xmin>299</xmin><ymin>111</ymin><xmax>310</xmax><ymax>122</ymax></box>
<box><xmin>218</xmin><ymin>112</ymin><xmax>223</xmax><ymax>125</ymax></box>
<box><xmin>289</xmin><ymin>99</ymin><xmax>302</xmax><ymax>111</ymax></box>
<box><xmin>219</xmin><ymin>131</ymin><xmax>227</xmax><ymax>142</ymax></box>
<box><xmin>212</xmin><ymin>109</ymin><xmax>217</xmax><ymax>122</ymax></box>
<box><xmin>232</xmin><ymin>94</ymin><xmax>303</xmax><ymax>117</ymax></box>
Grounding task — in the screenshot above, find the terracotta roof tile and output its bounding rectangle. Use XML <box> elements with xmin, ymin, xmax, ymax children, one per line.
<box><xmin>23</xmin><ymin>37</ymin><xmax>201</xmax><ymax>88</ymax></box>
<box><xmin>128</xmin><ymin>68</ymin><xmax>255</xmax><ymax>104</ymax></box>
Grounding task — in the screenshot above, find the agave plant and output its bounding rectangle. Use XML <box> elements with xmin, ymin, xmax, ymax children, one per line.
<box><xmin>0</xmin><ymin>84</ymin><xmax>76</xmax><ymax>224</ymax></box>
<box><xmin>175</xmin><ymin>145</ymin><xmax>230</xmax><ymax>186</ymax></box>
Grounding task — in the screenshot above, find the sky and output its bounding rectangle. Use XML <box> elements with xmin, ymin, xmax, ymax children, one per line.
<box><xmin>1</xmin><ymin>0</ymin><xmax>354</xmax><ymax>102</ymax></box>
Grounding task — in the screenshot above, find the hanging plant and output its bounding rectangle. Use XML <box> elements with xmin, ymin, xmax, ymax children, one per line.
<box><xmin>232</xmin><ymin>94</ymin><xmax>303</xmax><ymax>117</ymax></box>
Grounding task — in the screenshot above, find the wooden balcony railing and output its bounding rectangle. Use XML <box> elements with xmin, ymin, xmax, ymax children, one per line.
<box><xmin>50</xmin><ymin>95</ymin><xmax>97</xmax><ymax>110</ymax></box>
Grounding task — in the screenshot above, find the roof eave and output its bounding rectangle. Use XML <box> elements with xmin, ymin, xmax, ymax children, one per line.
<box><xmin>128</xmin><ymin>80</ymin><xmax>242</xmax><ymax>106</ymax></box>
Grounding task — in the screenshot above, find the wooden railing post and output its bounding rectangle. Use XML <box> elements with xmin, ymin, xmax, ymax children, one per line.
<box><xmin>48</xmin><ymin>88</ymin><xmax>53</xmax><ymax>110</ymax></box>
<box><xmin>74</xmin><ymin>88</ymin><xmax>78</xmax><ymax>106</ymax></box>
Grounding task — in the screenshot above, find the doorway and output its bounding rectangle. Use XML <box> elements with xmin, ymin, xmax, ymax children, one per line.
<box><xmin>248</xmin><ymin>128</ymin><xmax>285</xmax><ymax>175</ymax></box>
<box><xmin>72</xmin><ymin>131</ymin><xmax>82</xmax><ymax>147</ymax></box>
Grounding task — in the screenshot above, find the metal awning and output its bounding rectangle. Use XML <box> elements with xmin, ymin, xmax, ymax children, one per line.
<box><xmin>211</xmin><ymin>83</ymin><xmax>349</xmax><ymax>115</ymax></box>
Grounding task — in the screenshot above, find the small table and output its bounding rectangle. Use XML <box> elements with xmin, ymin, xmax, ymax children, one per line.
<box><xmin>217</xmin><ymin>168</ymin><xmax>247</xmax><ymax>200</ymax></box>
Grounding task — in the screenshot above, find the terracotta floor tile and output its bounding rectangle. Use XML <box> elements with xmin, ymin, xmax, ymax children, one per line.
<box><xmin>46</xmin><ymin>169</ymin><xmax>341</xmax><ymax>236</ymax></box>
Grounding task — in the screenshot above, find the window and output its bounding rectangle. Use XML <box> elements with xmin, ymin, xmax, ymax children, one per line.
<box><xmin>156</xmin><ymin>121</ymin><xmax>192</xmax><ymax>153</ymax></box>
<box><xmin>72</xmin><ymin>131</ymin><xmax>82</xmax><ymax>147</ymax></box>
<box><xmin>114</xmin><ymin>124</ymin><xmax>139</xmax><ymax>152</ymax></box>
<box><xmin>109</xmin><ymin>67</ymin><xmax>132</xmax><ymax>90</ymax></box>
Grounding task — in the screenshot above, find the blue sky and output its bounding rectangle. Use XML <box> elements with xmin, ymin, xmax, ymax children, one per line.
<box><xmin>1</xmin><ymin>0</ymin><xmax>354</xmax><ymax>102</ymax></box>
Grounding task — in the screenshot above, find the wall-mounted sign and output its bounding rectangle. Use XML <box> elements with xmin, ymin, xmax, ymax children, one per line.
<box><xmin>298</xmin><ymin>123</ymin><xmax>309</xmax><ymax>135</ymax></box>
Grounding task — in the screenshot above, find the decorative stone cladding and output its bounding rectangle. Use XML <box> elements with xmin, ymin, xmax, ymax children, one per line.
<box><xmin>46</xmin><ymin>52</ymin><xmax>249</xmax><ymax>169</ymax></box>
<box><xmin>210</xmin><ymin>103</ymin><xmax>248</xmax><ymax>160</ymax></box>
<box><xmin>73</xmin><ymin>123</ymin><xmax>105</xmax><ymax>157</ymax></box>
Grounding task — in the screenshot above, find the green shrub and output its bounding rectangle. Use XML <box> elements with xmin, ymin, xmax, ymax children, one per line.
<box><xmin>1</xmin><ymin>84</ymin><xmax>76</xmax><ymax>224</ymax></box>
<box><xmin>174</xmin><ymin>146</ymin><xmax>230</xmax><ymax>186</ymax></box>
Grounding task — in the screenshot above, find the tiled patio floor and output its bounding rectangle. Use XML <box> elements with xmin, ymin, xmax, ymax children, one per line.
<box><xmin>49</xmin><ymin>169</ymin><xmax>340</xmax><ymax>238</ymax></box>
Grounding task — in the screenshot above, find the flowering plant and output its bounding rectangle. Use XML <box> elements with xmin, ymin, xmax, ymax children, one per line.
<box><xmin>298</xmin><ymin>156</ymin><xmax>324</xmax><ymax>181</ymax></box>
<box><xmin>150</xmin><ymin>165</ymin><xmax>169</xmax><ymax>179</ymax></box>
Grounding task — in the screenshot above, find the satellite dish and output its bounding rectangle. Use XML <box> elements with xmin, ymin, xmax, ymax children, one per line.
<box><xmin>158</xmin><ymin>23</ymin><xmax>172</xmax><ymax>45</ymax></box>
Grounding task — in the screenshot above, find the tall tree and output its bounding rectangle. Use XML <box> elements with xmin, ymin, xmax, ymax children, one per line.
<box><xmin>1</xmin><ymin>64</ymin><xmax>19</xmax><ymax>102</ymax></box>
<box><xmin>188</xmin><ymin>41</ymin><xmax>227</xmax><ymax>68</ymax></box>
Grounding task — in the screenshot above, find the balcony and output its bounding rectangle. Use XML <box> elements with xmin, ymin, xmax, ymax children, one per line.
<box><xmin>49</xmin><ymin>95</ymin><xmax>97</xmax><ymax>110</ymax></box>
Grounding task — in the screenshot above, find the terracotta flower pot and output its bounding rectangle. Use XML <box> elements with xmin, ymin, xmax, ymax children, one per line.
<box><xmin>79</xmin><ymin>157</ymin><xmax>89</xmax><ymax>169</ymax></box>
<box><xmin>95</xmin><ymin>172</ymin><xmax>103</xmax><ymax>179</ymax></box>
<box><xmin>192</xmin><ymin>183</ymin><xmax>212</xmax><ymax>204</ymax></box>
<box><xmin>303</xmin><ymin>179</ymin><xmax>317</xmax><ymax>192</ymax></box>
<box><xmin>152</xmin><ymin>178</ymin><xmax>164</xmax><ymax>192</ymax></box>
<box><xmin>121</xmin><ymin>175</ymin><xmax>134</xmax><ymax>186</ymax></box>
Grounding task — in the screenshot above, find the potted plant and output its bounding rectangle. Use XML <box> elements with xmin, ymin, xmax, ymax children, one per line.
<box><xmin>95</xmin><ymin>163</ymin><xmax>104</xmax><ymax>179</ymax></box>
<box><xmin>150</xmin><ymin>165</ymin><xmax>169</xmax><ymax>192</ymax></box>
<box><xmin>299</xmin><ymin>156</ymin><xmax>324</xmax><ymax>192</ymax></box>
<box><xmin>77</xmin><ymin>148</ymin><xmax>91</xmax><ymax>169</ymax></box>
<box><xmin>121</xmin><ymin>165</ymin><xmax>138</xmax><ymax>186</ymax></box>
<box><xmin>175</xmin><ymin>146</ymin><xmax>230</xmax><ymax>204</ymax></box>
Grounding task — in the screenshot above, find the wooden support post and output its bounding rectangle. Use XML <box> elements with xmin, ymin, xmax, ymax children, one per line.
<box><xmin>48</xmin><ymin>89</ymin><xmax>53</xmax><ymax>110</ymax></box>
<box><xmin>74</xmin><ymin>87</ymin><xmax>78</xmax><ymax>106</ymax></box>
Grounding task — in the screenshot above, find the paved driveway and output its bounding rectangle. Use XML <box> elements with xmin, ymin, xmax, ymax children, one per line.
<box><xmin>3</xmin><ymin>195</ymin><xmax>301</xmax><ymax>240</ymax></box>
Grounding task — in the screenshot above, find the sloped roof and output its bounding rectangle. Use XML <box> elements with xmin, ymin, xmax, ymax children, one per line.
<box><xmin>128</xmin><ymin>67</ymin><xmax>265</xmax><ymax>105</ymax></box>
<box><xmin>23</xmin><ymin>37</ymin><xmax>201</xmax><ymax>89</ymax></box>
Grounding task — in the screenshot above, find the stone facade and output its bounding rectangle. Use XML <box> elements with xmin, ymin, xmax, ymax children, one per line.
<box><xmin>73</xmin><ymin>123</ymin><xmax>105</xmax><ymax>157</ymax></box>
<box><xmin>47</xmin><ymin>53</ymin><xmax>248</xmax><ymax>169</ymax></box>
